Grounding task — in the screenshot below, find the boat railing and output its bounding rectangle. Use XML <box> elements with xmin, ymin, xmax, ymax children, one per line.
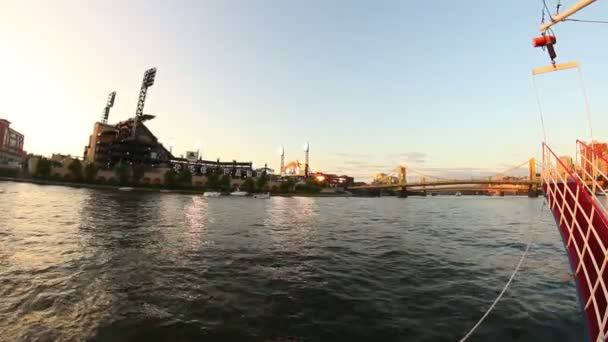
<box><xmin>577</xmin><ymin>140</ymin><xmax>608</xmax><ymax>197</ymax></box>
<box><xmin>542</xmin><ymin>142</ymin><xmax>608</xmax><ymax>340</ymax></box>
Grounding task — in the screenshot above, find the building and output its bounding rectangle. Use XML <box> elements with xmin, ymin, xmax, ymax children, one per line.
<box><xmin>558</xmin><ymin>156</ymin><xmax>574</xmax><ymax>178</ymax></box>
<box><xmin>373</xmin><ymin>173</ymin><xmax>399</xmax><ymax>185</ymax></box>
<box><xmin>82</xmin><ymin>68</ymin><xmax>265</xmax><ymax>184</ymax></box>
<box><xmin>0</xmin><ymin>119</ymin><xmax>25</xmax><ymax>168</ymax></box>
<box><xmin>283</xmin><ymin>160</ymin><xmax>305</xmax><ymax>176</ymax></box>
<box><xmin>84</xmin><ymin>68</ymin><xmax>174</xmax><ymax>168</ymax></box>
<box><xmin>311</xmin><ymin>172</ymin><xmax>354</xmax><ymax>187</ymax></box>
<box><xmin>170</xmin><ymin>157</ymin><xmax>255</xmax><ymax>178</ymax></box>
<box><xmin>84</xmin><ymin>118</ymin><xmax>174</xmax><ymax>168</ymax></box>
<box><xmin>580</xmin><ymin>141</ymin><xmax>608</xmax><ymax>179</ymax></box>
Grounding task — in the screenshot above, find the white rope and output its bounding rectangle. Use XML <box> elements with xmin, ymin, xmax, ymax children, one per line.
<box><xmin>460</xmin><ymin>201</ymin><xmax>545</xmax><ymax>342</ymax></box>
<box><xmin>532</xmin><ymin>74</ymin><xmax>548</xmax><ymax>144</ymax></box>
<box><xmin>576</xmin><ymin>66</ymin><xmax>594</xmax><ymax>142</ymax></box>
<box><xmin>532</xmin><ymin>65</ymin><xmax>594</xmax><ymax>145</ymax></box>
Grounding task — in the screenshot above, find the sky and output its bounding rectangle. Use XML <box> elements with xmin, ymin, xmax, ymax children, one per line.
<box><xmin>1</xmin><ymin>0</ymin><xmax>608</xmax><ymax>181</ymax></box>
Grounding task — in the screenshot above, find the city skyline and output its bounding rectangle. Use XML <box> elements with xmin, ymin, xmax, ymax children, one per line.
<box><xmin>2</xmin><ymin>1</ymin><xmax>608</xmax><ymax>181</ymax></box>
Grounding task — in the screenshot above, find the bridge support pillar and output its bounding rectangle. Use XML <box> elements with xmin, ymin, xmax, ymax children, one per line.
<box><xmin>528</xmin><ymin>185</ymin><xmax>539</xmax><ymax>198</ymax></box>
<box><xmin>398</xmin><ymin>187</ymin><xmax>408</xmax><ymax>198</ymax></box>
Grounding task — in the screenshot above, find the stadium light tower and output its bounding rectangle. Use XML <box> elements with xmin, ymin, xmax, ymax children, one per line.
<box><xmin>279</xmin><ymin>147</ymin><xmax>285</xmax><ymax>177</ymax></box>
<box><xmin>303</xmin><ymin>141</ymin><xmax>310</xmax><ymax>177</ymax></box>
<box><xmin>135</xmin><ymin>67</ymin><xmax>157</xmax><ymax>118</ymax></box>
<box><xmin>101</xmin><ymin>91</ymin><xmax>116</xmax><ymax>124</ymax></box>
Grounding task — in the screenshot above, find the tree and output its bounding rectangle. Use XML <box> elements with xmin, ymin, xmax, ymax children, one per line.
<box><xmin>219</xmin><ymin>175</ymin><xmax>231</xmax><ymax>192</ymax></box>
<box><xmin>84</xmin><ymin>163</ymin><xmax>98</xmax><ymax>183</ymax></box>
<box><xmin>34</xmin><ymin>158</ymin><xmax>52</xmax><ymax>179</ymax></box>
<box><xmin>131</xmin><ymin>164</ymin><xmax>146</xmax><ymax>185</ymax></box>
<box><xmin>115</xmin><ymin>163</ymin><xmax>131</xmax><ymax>186</ymax></box>
<box><xmin>279</xmin><ymin>177</ymin><xmax>297</xmax><ymax>193</ymax></box>
<box><xmin>243</xmin><ymin>177</ymin><xmax>256</xmax><ymax>193</ymax></box>
<box><xmin>164</xmin><ymin>169</ymin><xmax>178</xmax><ymax>187</ymax></box>
<box><xmin>256</xmin><ymin>174</ymin><xmax>268</xmax><ymax>192</ymax></box>
<box><xmin>67</xmin><ymin>159</ymin><xmax>83</xmax><ymax>182</ymax></box>
<box><xmin>178</xmin><ymin>168</ymin><xmax>193</xmax><ymax>186</ymax></box>
<box><xmin>206</xmin><ymin>173</ymin><xmax>219</xmax><ymax>190</ymax></box>
<box><xmin>296</xmin><ymin>179</ymin><xmax>322</xmax><ymax>194</ymax></box>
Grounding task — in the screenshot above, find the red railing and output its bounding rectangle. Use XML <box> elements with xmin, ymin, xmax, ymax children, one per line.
<box><xmin>577</xmin><ymin>140</ymin><xmax>608</xmax><ymax>198</ymax></box>
<box><xmin>543</xmin><ymin>142</ymin><xmax>608</xmax><ymax>341</ymax></box>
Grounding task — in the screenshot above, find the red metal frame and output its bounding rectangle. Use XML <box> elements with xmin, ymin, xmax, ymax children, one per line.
<box><xmin>543</xmin><ymin>142</ymin><xmax>608</xmax><ymax>341</ymax></box>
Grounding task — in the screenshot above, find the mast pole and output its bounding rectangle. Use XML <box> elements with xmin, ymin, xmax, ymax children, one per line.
<box><xmin>540</xmin><ymin>0</ymin><xmax>597</xmax><ymax>32</ymax></box>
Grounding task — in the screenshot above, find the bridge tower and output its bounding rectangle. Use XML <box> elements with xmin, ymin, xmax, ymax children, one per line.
<box><xmin>397</xmin><ymin>166</ymin><xmax>407</xmax><ymax>185</ymax></box>
<box><xmin>397</xmin><ymin>165</ymin><xmax>407</xmax><ymax>198</ymax></box>
<box><xmin>528</xmin><ymin>157</ymin><xmax>539</xmax><ymax>197</ymax></box>
<box><xmin>529</xmin><ymin>158</ymin><xmax>536</xmax><ymax>182</ymax></box>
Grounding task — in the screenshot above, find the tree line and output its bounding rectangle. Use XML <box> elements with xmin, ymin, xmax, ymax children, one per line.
<box><xmin>31</xmin><ymin>158</ymin><xmax>306</xmax><ymax>193</ymax></box>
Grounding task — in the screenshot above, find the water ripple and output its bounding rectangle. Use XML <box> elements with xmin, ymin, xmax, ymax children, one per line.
<box><xmin>0</xmin><ymin>182</ymin><xmax>583</xmax><ymax>341</ymax></box>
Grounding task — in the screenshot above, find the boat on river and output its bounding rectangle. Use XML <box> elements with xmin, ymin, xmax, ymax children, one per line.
<box><xmin>203</xmin><ymin>191</ymin><xmax>222</xmax><ymax>197</ymax></box>
<box><xmin>253</xmin><ymin>193</ymin><xmax>270</xmax><ymax>199</ymax></box>
<box><xmin>230</xmin><ymin>189</ymin><xmax>248</xmax><ymax>196</ymax></box>
<box><xmin>118</xmin><ymin>187</ymin><xmax>134</xmax><ymax>192</ymax></box>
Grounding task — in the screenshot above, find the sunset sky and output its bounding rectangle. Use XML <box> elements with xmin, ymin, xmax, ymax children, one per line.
<box><xmin>2</xmin><ymin>0</ymin><xmax>608</xmax><ymax>180</ymax></box>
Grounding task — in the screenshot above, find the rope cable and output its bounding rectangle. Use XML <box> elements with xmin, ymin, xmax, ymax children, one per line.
<box><xmin>459</xmin><ymin>201</ymin><xmax>546</xmax><ymax>342</ymax></box>
<box><xmin>542</xmin><ymin>0</ymin><xmax>555</xmax><ymax>21</ymax></box>
<box><xmin>577</xmin><ymin>66</ymin><xmax>594</xmax><ymax>142</ymax></box>
<box><xmin>532</xmin><ymin>74</ymin><xmax>548</xmax><ymax>144</ymax></box>
<box><xmin>494</xmin><ymin>160</ymin><xmax>530</xmax><ymax>178</ymax></box>
<box><xmin>565</xmin><ymin>18</ymin><xmax>608</xmax><ymax>24</ymax></box>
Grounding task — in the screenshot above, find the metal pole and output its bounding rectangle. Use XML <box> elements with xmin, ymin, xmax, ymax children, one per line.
<box><xmin>540</xmin><ymin>0</ymin><xmax>597</xmax><ymax>32</ymax></box>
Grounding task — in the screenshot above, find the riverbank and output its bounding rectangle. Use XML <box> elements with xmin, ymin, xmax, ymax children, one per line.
<box><xmin>0</xmin><ymin>176</ymin><xmax>208</xmax><ymax>194</ymax></box>
<box><xmin>0</xmin><ymin>177</ymin><xmax>353</xmax><ymax>197</ymax></box>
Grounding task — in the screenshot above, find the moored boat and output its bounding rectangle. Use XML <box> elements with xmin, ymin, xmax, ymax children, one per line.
<box><xmin>230</xmin><ymin>189</ymin><xmax>248</xmax><ymax>196</ymax></box>
<box><xmin>253</xmin><ymin>192</ymin><xmax>270</xmax><ymax>199</ymax></box>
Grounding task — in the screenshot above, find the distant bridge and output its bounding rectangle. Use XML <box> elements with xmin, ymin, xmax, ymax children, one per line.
<box><xmin>349</xmin><ymin>158</ymin><xmax>541</xmax><ymax>196</ymax></box>
<box><xmin>349</xmin><ymin>179</ymin><xmax>538</xmax><ymax>190</ymax></box>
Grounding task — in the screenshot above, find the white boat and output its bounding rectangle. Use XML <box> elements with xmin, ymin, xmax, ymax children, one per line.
<box><xmin>455</xmin><ymin>192</ymin><xmax>462</xmax><ymax>197</ymax></box>
<box><xmin>230</xmin><ymin>190</ymin><xmax>248</xmax><ymax>196</ymax></box>
<box><xmin>118</xmin><ymin>187</ymin><xmax>134</xmax><ymax>192</ymax></box>
<box><xmin>253</xmin><ymin>192</ymin><xmax>270</xmax><ymax>199</ymax></box>
<box><xmin>203</xmin><ymin>191</ymin><xmax>222</xmax><ymax>197</ymax></box>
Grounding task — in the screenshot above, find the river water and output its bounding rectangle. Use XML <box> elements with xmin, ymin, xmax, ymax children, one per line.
<box><xmin>0</xmin><ymin>182</ymin><xmax>583</xmax><ymax>341</ymax></box>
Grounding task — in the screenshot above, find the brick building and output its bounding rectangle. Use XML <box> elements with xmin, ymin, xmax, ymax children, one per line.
<box><xmin>0</xmin><ymin>119</ymin><xmax>25</xmax><ymax>168</ymax></box>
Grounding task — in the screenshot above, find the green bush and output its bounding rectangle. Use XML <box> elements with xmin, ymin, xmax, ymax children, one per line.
<box><xmin>114</xmin><ymin>163</ymin><xmax>131</xmax><ymax>186</ymax></box>
<box><xmin>34</xmin><ymin>158</ymin><xmax>52</xmax><ymax>179</ymax></box>
<box><xmin>68</xmin><ymin>159</ymin><xmax>83</xmax><ymax>182</ymax></box>
<box><xmin>132</xmin><ymin>164</ymin><xmax>146</xmax><ymax>185</ymax></box>
<box><xmin>84</xmin><ymin>163</ymin><xmax>99</xmax><ymax>183</ymax></box>
<box><xmin>0</xmin><ymin>168</ymin><xmax>19</xmax><ymax>177</ymax></box>
<box><xmin>295</xmin><ymin>179</ymin><xmax>322</xmax><ymax>194</ymax></box>
<box><xmin>164</xmin><ymin>169</ymin><xmax>178</xmax><ymax>188</ymax></box>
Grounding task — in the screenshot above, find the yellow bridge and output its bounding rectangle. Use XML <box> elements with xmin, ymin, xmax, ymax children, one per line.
<box><xmin>349</xmin><ymin>158</ymin><xmax>540</xmax><ymax>195</ymax></box>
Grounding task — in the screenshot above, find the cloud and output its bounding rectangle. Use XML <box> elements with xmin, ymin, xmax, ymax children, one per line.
<box><xmin>324</xmin><ymin>151</ymin><xmax>430</xmax><ymax>181</ymax></box>
<box><xmin>331</xmin><ymin>152</ymin><xmax>372</xmax><ymax>159</ymax></box>
<box><xmin>323</xmin><ymin>150</ymin><xmax>530</xmax><ymax>182</ymax></box>
<box><xmin>388</xmin><ymin>152</ymin><xmax>428</xmax><ymax>164</ymax></box>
